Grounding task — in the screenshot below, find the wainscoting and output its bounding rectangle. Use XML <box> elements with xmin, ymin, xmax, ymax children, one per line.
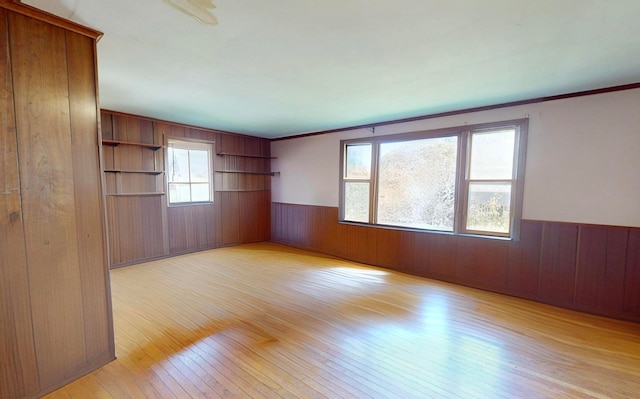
<box><xmin>271</xmin><ymin>203</ymin><xmax>640</xmax><ymax>323</ymax></box>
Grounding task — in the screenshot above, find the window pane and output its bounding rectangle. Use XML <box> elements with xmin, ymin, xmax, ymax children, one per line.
<box><xmin>469</xmin><ymin>129</ymin><xmax>515</xmax><ymax>179</ymax></box>
<box><xmin>377</xmin><ymin>136</ymin><xmax>457</xmax><ymax>231</ymax></box>
<box><xmin>189</xmin><ymin>150</ymin><xmax>209</xmax><ymax>182</ymax></box>
<box><xmin>191</xmin><ymin>184</ymin><xmax>211</xmax><ymax>202</ymax></box>
<box><xmin>344</xmin><ymin>182</ymin><xmax>369</xmax><ymax>222</ymax></box>
<box><xmin>168</xmin><ymin>148</ymin><xmax>190</xmax><ymax>182</ymax></box>
<box><xmin>345</xmin><ymin>144</ymin><xmax>371</xmax><ymax>179</ymax></box>
<box><xmin>466</xmin><ymin>183</ymin><xmax>512</xmax><ymax>233</ymax></box>
<box><xmin>168</xmin><ymin>183</ymin><xmax>191</xmax><ymax>204</ymax></box>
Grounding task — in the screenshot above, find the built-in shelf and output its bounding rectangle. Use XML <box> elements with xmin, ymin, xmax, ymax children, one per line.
<box><xmin>216</xmin><ymin>152</ymin><xmax>276</xmax><ymax>159</ymax></box>
<box><xmin>216</xmin><ymin>170</ymin><xmax>274</xmax><ymax>176</ymax></box>
<box><xmin>104</xmin><ymin>169</ymin><xmax>163</xmax><ymax>175</ymax></box>
<box><xmin>106</xmin><ymin>192</ymin><xmax>165</xmax><ymax>197</ymax></box>
<box><xmin>102</xmin><ymin>139</ymin><xmax>162</xmax><ymax>151</ymax></box>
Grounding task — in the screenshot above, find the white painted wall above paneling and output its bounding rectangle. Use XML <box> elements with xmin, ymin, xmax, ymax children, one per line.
<box><xmin>271</xmin><ymin>88</ymin><xmax>640</xmax><ymax>227</ymax></box>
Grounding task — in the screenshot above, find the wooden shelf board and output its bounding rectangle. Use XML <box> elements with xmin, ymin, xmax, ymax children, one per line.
<box><xmin>104</xmin><ymin>169</ymin><xmax>163</xmax><ymax>175</ymax></box>
<box><xmin>102</xmin><ymin>139</ymin><xmax>162</xmax><ymax>150</ymax></box>
<box><xmin>216</xmin><ymin>170</ymin><xmax>274</xmax><ymax>175</ymax></box>
<box><xmin>214</xmin><ymin>189</ymin><xmax>270</xmax><ymax>192</ymax></box>
<box><xmin>106</xmin><ymin>192</ymin><xmax>165</xmax><ymax>197</ymax></box>
<box><xmin>216</xmin><ymin>152</ymin><xmax>276</xmax><ymax>159</ymax></box>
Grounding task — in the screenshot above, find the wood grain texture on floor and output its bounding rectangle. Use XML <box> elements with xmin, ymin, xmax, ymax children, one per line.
<box><xmin>44</xmin><ymin>242</ymin><xmax>640</xmax><ymax>398</ymax></box>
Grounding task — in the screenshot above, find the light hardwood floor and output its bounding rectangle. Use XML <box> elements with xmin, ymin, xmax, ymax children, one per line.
<box><xmin>44</xmin><ymin>242</ymin><xmax>640</xmax><ymax>398</ymax></box>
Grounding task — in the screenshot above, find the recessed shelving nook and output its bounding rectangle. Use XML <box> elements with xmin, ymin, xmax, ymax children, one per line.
<box><xmin>99</xmin><ymin>110</ymin><xmax>272</xmax><ymax>267</ymax></box>
<box><xmin>101</xmin><ymin>113</ymin><xmax>165</xmax><ymax>196</ymax></box>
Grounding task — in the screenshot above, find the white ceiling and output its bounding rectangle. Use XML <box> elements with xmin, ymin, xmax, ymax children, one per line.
<box><xmin>23</xmin><ymin>0</ymin><xmax>640</xmax><ymax>138</ymax></box>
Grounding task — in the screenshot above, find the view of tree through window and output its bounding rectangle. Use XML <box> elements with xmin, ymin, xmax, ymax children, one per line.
<box><xmin>167</xmin><ymin>140</ymin><xmax>213</xmax><ymax>205</ymax></box>
<box><xmin>343</xmin><ymin>144</ymin><xmax>371</xmax><ymax>222</ymax></box>
<box><xmin>339</xmin><ymin>120</ymin><xmax>527</xmax><ymax>239</ymax></box>
<box><xmin>466</xmin><ymin>129</ymin><xmax>516</xmax><ymax>234</ymax></box>
<box><xmin>378</xmin><ymin>137</ymin><xmax>457</xmax><ymax>230</ymax></box>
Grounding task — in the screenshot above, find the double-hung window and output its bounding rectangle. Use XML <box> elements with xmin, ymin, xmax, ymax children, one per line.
<box><xmin>340</xmin><ymin>119</ymin><xmax>527</xmax><ymax>239</ymax></box>
<box><xmin>167</xmin><ymin>139</ymin><xmax>214</xmax><ymax>205</ymax></box>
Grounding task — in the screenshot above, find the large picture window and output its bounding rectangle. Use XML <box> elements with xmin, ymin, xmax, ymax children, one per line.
<box><xmin>339</xmin><ymin>119</ymin><xmax>528</xmax><ymax>239</ymax></box>
<box><xmin>167</xmin><ymin>139</ymin><xmax>214</xmax><ymax>205</ymax></box>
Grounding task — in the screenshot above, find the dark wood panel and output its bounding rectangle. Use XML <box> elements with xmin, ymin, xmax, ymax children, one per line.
<box><xmin>455</xmin><ymin>235</ymin><xmax>476</xmax><ymax>281</ymax></box>
<box><xmin>65</xmin><ymin>29</ymin><xmax>113</xmax><ymax>362</ymax></box>
<box><xmin>107</xmin><ymin>196</ymin><xmax>165</xmax><ymax>264</ymax></box>
<box><xmin>155</xmin><ymin>121</ymin><xmax>185</xmax><ymax>139</ymax></box>
<box><xmin>220</xmin><ymin>191</ymin><xmax>240</xmax><ymax>245</ymax></box>
<box><xmin>428</xmin><ymin>234</ymin><xmax>457</xmax><ymax>279</ymax></box>
<box><xmin>218</xmin><ymin>134</ymin><xmax>244</xmax><ymax>155</ymax></box>
<box><xmin>100</xmin><ymin>112</ymin><xmax>114</xmax><ymax>140</ymax></box>
<box><xmin>336</xmin><ymin>223</ymin><xmax>378</xmax><ymax>266</ymax></box>
<box><xmin>319</xmin><ymin>206</ymin><xmax>338</xmax><ymax>255</ymax></box>
<box><xmin>409</xmin><ymin>231</ymin><xmax>431</xmax><ymax>275</ymax></box>
<box><xmin>239</xmin><ymin>191</ymin><xmax>262</xmax><ymax>242</ymax></box>
<box><xmin>168</xmin><ymin>204</ymin><xmax>214</xmax><ymax>253</ymax></box>
<box><xmin>10</xmin><ymin>12</ymin><xmax>88</xmax><ymax>388</ymax></box>
<box><xmin>539</xmin><ymin>223</ymin><xmax>578</xmax><ymax>306</ymax></box>
<box><xmin>575</xmin><ymin>226</ymin><xmax>627</xmax><ymax>310</ymax></box>
<box><xmin>624</xmin><ymin>230</ymin><xmax>640</xmax><ymax>314</ymax></box>
<box><xmin>0</xmin><ymin>9</ymin><xmax>39</xmax><ymax>397</ymax></box>
<box><xmin>114</xmin><ymin>114</ymin><xmax>154</xmax><ymax>144</ymax></box>
<box><xmin>507</xmin><ymin>220</ymin><xmax>543</xmax><ymax>297</ymax></box>
<box><xmin>465</xmin><ymin>237</ymin><xmax>509</xmax><ymax>291</ymax></box>
<box><xmin>185</xmin><ymin>127</ymin><xmax>215</xmax><ymax>141</ymax></box>
<box><xmin>376</xmin><ymin>228</ymin><xmax>401</xmax><ymax>269</ymax></box>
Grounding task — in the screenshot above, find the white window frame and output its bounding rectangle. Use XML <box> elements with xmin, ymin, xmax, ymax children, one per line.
<box><xmin>339</xmin><ymin>119</ymin><xmax>528</xmax><ymax>240</ymax></box>
<box><xmin>166</xmin><ymin>138</ymin><xmax>214</xmax><ymax>206</ymax></box>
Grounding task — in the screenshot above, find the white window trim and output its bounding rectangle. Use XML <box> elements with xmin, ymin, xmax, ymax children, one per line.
<box><xmin>166</xmin><ymin>138</ymin><xmax>215</xmax><ymax>206</ymax></box>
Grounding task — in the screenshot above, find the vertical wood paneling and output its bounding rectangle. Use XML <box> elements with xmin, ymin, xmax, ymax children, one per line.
<box><xmin>429</xmin><ymin>234</ymin><xmax>457</xmax><ymax>279</ymax></box>
<box><xmin>0</xmin><ymin>9</ymin><xmax>39</xmax><ymax>397</ymax></box>
<box><xmin>575</xmin><ymin>227</ymin><xmax>627</xmax><ymax>310</ymax></box>
<box><xmin>539</xmin><ymin>223</ymin><xmax>578</xmax><ymax>305</ymax></box>
<box><xmin>114</xmin><ymin>115</ymin><xmax>153</xmax><ymax>143</ymax></box>
<box><xmin>270</xmin><ymin>203</ymin><xmax>640</xmax><ymax>322</ymax></box>
<box><xmin>66</xmin><ymin>29</ymin><xmax>112</xmax><ymax>362</ymax></box>
<box><xmin>411</xmin><ymin>231</ymin><xmax>432</xmax><ymax>275</ymax></box>
<box><xmin>168</xmin><ymin>204</ymin><xmax>214</xmax><ymax>253</ymax></box>
<box><xmin>341</xmin><ymin>224</ymin><xmax>377</xmax><ymax>265</ymax></box>
<box><xmin>220</xmin><ymin>191</ymin><xmax>240</xmax><ymax>244</ymax></box>
<box><xmin>10</xmin><ymin>12</ymin><xmax>87</xmax><ymax>388</ymax></box>
<box><xmin>376</xmin><ymin>228</ymin><xmax>400</xmax><ymax>268</ymax></box>
<box><xmin>107</xmin><ymin>196</ymin><xmax>164</xmax><ymax>265</ymax></box>
<box><xmin>468</xmin><ymin>238</ymin><xmax>509</xmax><ymax>291</ymax></box>
<box><xmin>625</xmin><ymin>230</ymin><xmax>640</xmax><ymax>314</ymax></box>
<box><xmin>100</xmin><ymin>112</ymin><xmax>113</xmax><ymax>140</ymax></box>
<box><xmin>186</xmin><ymin>127</ymin><xmax>215</xmax><ymax>141</ymax></box>
<box><xmin>320</xmin><ymin>206</ymin><xmax>338</xmax><ymax>254</ymax></box>
<box><xmin>155</xmin><ymin>122</ymin><xmax>185</xmax><ymax>138</ymax></box>
<box><xmin>507</xmin><ymin>220</ymin><xmax>543</xmax><ymax>297</ymax></box>
<box><xmin>455</xmin><ymin>236</ymin><xmax>476</xmax><ymax>281</ymax></box>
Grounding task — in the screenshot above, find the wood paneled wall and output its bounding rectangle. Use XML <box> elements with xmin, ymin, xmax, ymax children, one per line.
<box><xmin>1</xmin><ymin>4</ymin><xmax>113</xmax><ymax>399</ymax></box>
<box><xmin>271</xmin><ymin>202</ymin><xmax>640</xmax><ymax>323</ymax></box>
<box><xmin>103</xmin><ymin>111</ymin><xmax>271</xmax><ymax>267</ymax></box>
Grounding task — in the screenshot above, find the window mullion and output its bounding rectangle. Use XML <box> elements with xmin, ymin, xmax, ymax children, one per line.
<box><xmin>455</xmin><ymin>131</ymin><xmax>469</xmax><ymax>234</ymax></box>
<box><xmin>370</xmin><ymin>140</ymin><xmax>380</xmax><ymax>225</ymax></box>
